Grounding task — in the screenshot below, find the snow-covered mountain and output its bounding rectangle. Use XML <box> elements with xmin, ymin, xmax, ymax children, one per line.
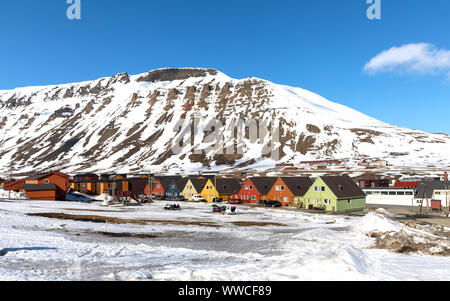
<box><xmin>0</xmin><ymin>68</ymin><xmax>449</xmax><ymax>174</ymax></box>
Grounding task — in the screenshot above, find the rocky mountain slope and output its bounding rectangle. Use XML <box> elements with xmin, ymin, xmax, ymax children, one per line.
<box><xmin>0</xmin><ymin>68</ymin><xmax>449</xmax><ymax>175</ymax></box>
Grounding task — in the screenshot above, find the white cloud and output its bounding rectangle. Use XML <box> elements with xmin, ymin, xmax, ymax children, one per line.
<box><xmin>364</xmin><ymin>43</ymin><xmax>450</xmax><ymax>77</ymax></box>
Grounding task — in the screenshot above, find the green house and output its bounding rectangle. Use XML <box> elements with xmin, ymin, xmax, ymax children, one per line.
<box><xmin>295</xmin><ymin>176</ymin><xmax>366</xmax><ymax>213</ymax></box>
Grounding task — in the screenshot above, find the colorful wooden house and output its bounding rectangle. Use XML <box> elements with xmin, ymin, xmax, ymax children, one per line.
<box><xmin>19</xmin><ymin>184</ymin><xmax>59</xmax><ymax>201</ymax></box>
<box><xmin>3</xmin><ymin>178</ymin><xmax>26</xmax><ymax>191</ymax></box>
<box><xmin>149</xmin><ymin>177</ymin><xmax>186</xmax><ymax>200</ymax></box>
<box><xmin>238</xmin><ymin>177</ymin><xmax>277</xmax><ymax>204</ymax></box>
<box><xmin>200</xmin><ymin>178</ymin><xmax>241</xmax><ymax>203</ymax></box>
<box><xmin>151</xmin><ymin>179</ymin><xmax>167</xmax><ymax>198</ymax></box>
<box><xmin>19</xmin><ymin>171</ymin><xmax>70</xmax><ymax>201</ymax></box>
<box><xmin>164</xmin><ymin>178</ymin><xmax>188</xmax><ymax>201</ymax></box>
<box><xmin>181</xmin><ymin>178</ymin><xmax>208</xmax><ymax>201</ymax></box>
<box><xmin>70</xmin><ymin>173</ymin><xmax>99</xmax><ymax>195</ymax></box>
<box><xmin>266</xmin><ymin>177</ymin><xmax>313</xmax><ymax>206</ymax></box>
<box><xmin>296</xmin><ymin>176</ymin><xmax>366</xmax><ymax>213</ymax></box>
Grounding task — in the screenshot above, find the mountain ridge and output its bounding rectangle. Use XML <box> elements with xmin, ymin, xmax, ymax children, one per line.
<box><xmin>0</xmin><ymin>68</ymin><xmax>449</xmax><ymax>175</ymax></box>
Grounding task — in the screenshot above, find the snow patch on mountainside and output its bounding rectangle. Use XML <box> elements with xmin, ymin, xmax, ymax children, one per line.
<box><xmin>0</xmin><ymin>68</ymin><xmax>449</xmax><ymax>174</ymax></box>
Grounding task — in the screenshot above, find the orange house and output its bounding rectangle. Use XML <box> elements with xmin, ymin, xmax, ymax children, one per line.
<box><xmin>266</xmin><ymin>177</ymin><xmax>313</xmax><ymax>206</ymax></box>
<box><xmin>20</xmin><ymin>171</ymin><xmax>70</xmax><ymax>201</ymax></box>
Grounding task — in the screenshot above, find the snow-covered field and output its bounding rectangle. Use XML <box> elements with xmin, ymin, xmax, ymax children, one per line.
<box><xmin>0</xmin><ymin>199</ymin><xmax>449</xmax><ymax>281</ymax></box>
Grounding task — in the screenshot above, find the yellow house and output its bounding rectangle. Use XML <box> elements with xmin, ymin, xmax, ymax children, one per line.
<box><xmin>181</xmin><ymin>179</ymin><xmax>208</xmax><ymax>201</ymax></box>
<box><xmin>200</xmin><ymin>178</ymin><xmax>241</xmax><ymax>203</ymax></box>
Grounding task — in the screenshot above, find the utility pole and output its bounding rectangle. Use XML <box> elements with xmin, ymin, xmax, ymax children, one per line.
<box><xmin>214</xmin><ymin>174</ymin><xmax>217</xmax><ymax>203</ymax></box>
<box><xmin>445</xmin><ymin>172</ymin><xmax>449</xmax><ymax>218</ymax></box>
<box><xmin>148</xmin><ymin>170</ymin><xmax>151</xmax><ymax>202</ymax></box>
<box><xmin>8</xmin><ymin>166</ymin><xmax>12</xmax><ymax>200</ymax></box>
<box><xmin>419</xmin><ymin>182</ymin><xmax>424</xmax><ymax>214</ymax></box>
<box><xmin>112</xmin><ymin>177</ymin><xmax>116</xmax><ymax>201</ymax></box>
<box><xmin>148</xmin><ymin>170</ymin><xmax>154</xmax><ymax>204</ymax></box>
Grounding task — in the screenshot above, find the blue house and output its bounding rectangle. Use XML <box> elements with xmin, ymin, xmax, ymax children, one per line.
<box><xmin>161</xmin><ymin>178</ymin><xmax>188</xmax><ymax>201</ymax></box>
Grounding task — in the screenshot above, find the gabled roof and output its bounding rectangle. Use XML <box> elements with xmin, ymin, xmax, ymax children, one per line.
<box><xmin>189</xmin><ymin>178</ymin><xmax>208</xmax><ymax>192</ymax></box>
<box><xmin>248</xmin><ymin>177</ymin><xmax>277</xmax><ymax>195</ymax></box>
<box><xmin>74</xmin><ymin>173</ymin><xmax>98</xmax><ymax>177</ymax></box>
<box><xmin>214</xmin><ymin>178</ymin><xmax>241</xmax><ymax>194</ymax></box>
<box><xmin>158</xmin><ymin>178</ymin><xmax>187</xmax><ymax>191</ymax></box>
<box><xmin>281</xmin><ymin>177</ymin><xmax>313</xmax><ymax>197</ymax></box>
<box><xmin>321</xmin><ymin>176</ymin><xmax>365</xmax><ymax>198</ymax></box>
<box><xmin>20</xmin><ymin>184</ymin><xmax>57</xmax><ymax>191</ymax></box>
<box><xmin>415</xmin><ymin>181</ymin><xmax>448</xmax><ymax>199</ymax></box>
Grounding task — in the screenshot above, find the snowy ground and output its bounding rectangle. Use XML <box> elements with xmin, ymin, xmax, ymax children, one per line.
<box><xmin>0</xmin><ymin>199</ymin><xmax>449</xmax><ymax>281</ymax></box>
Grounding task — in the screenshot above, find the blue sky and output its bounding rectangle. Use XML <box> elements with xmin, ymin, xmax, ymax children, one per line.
<box><xmin>1</xmin><ymin>0</ymin><xmax>449</xmax><ymax>134</ymax></box>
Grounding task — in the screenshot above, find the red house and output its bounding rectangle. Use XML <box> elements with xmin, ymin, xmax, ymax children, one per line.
<box><xmin>238</xmin><ymin>177</ymin><xmax>278</xmax><ymax>204</ymax></box>
<box><xmin>151</xmin><ymin>179</ymin><xmax>166</xmax><ymax>197</ymax></box>
<box><xmin>19</xmin><ymin>171</ymin><xmax>70</xmax><ymax>201</ymax></box>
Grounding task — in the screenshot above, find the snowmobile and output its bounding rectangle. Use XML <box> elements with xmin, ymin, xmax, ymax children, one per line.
<box><xmin>164</xmin><ymin>204</ymin><xmax>182</xmax><ymax>211</ymax></box>
<box><xmin>212</xmin><ymin>205</ymin><xmax>227</xmax><ymax>213</ymax></box>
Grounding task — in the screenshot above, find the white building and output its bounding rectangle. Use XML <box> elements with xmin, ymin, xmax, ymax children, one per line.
<box><xmin>363</xmin><ymin>188</ymin><xmax>418</xmax><ymax>207</ymax></box>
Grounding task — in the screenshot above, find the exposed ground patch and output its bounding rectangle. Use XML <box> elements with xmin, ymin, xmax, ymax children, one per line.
<box><xmin>62</xmin><ymin>208</ymin><xmax>134</xmax><ymax>213</ymax></box>
<box><xmin>231</xmin><ymin>221</ymin><xmax>287</xmax><ymax>227</ymax></box>
<box><xmin>370</xmin><ymin>230</ymin><xmax>450</xmax><ymax>256</ymax></box>
<box><xmin>28</xmin><ymin>212</ymin><xmax>221</xmax><ymax>228</ymax></box>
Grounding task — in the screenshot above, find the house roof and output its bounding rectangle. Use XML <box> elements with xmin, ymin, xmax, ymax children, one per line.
<box><xmin>74</xmin><ymin>173</ymin><xmax>98</xmax><ymax>177</ymax></box>
<box><xmin>158</xmin><ymin>178</ymin><xmax>188</xmax><ymax>191</ymax></box>
<box><xmin>189</xmin><ymin>178</ymin><xmax>208</xmax><ymax>192</ymax></box>
<box><xmin>415</xmin><ymin>181</ymin><xmax>448</xmax><ymax>199</ymax></box>
<box><xmin>321</xmin><ymin>176</ymin><xmax>366</xmax><ymax>198</ymax></box>
<box><xmin>214</xmin><ymin>178</ymin><xmax>241</xmax><ymax>194</ymax></box>
<box><xmin>20</xmin><ymin>184</ymin><xmax>57</xmax><ymax>191</ymax></box>
<box><xmin>248</xmin><ymin>177</ymin><xmax>278</xmax><ymax>195</ymax></box>
<box><xmin>281</xmin><ymin>177</ymin><xmax>313</xmax><ymax>197</ymax></box>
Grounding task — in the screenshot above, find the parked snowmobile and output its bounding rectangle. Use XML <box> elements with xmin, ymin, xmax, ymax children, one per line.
<box><xmin>164</xmin><ymin>204</ymin><xmax>182</xmax><ymax>211</ymax></box>
<box><xmin>212</xmin><ymin>205</ymin><xmax>227</xmax><ymax>213</ymax></box>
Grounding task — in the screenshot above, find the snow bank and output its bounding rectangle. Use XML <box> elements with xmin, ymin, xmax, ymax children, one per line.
<box><xmin>65</xmin><ymin>192</ymin><xmax>95</xmax><ymax>202</ymax></box>
<box><xmin>0</xmin><ymin>189</ymin><xmax>28</xmax><ymax>200</ymax></box>
<box><xmin>350</xmin><ymin>212</ymin><xmax>402</xmax><ymax>234</ymax></box>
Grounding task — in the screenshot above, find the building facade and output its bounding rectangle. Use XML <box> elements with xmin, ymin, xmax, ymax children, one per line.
<box><xmin>297</xmin><ymin>176</ymin><xmax>366</xmax><ymax>213</ymax></box>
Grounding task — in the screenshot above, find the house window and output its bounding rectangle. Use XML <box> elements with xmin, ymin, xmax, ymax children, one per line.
<box><xmin>314</xmin><ymin>186</ymin><xmax>318</xmax><ymax>191</ymax></box>
<box><xmin>252</xmin><ymin>195</ymin><xmax>256</xmax><ymax>200</ymax></box>
<box><xmin>321</xmin><ymin>186</ymin><xmax>325</xmax><ymax>192</ymax></box>
<box><xmin>44</xmin><ymin>179</ymin><xmax>50</xmax><ymax>184</ymax></box>
<box><xmin>347</xmin><ymin>199</ymin><xmax>351</xmax><ymax>204</ymax></box>
<box><xmin>249</xmin><ymin>186</ymin><xmax>253</xmax><ymax>190</ymax></box>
